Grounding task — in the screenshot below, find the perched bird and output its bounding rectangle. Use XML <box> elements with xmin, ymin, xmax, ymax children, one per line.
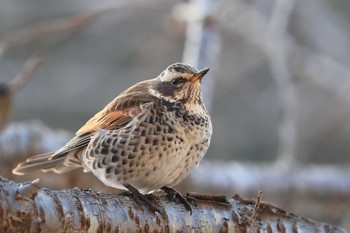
<box><xmin>13</xmin><ymin>63</ymin><xmax>212</xmax><ymax>213</ymax></box>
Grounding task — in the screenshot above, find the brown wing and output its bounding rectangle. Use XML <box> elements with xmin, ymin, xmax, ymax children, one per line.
<box><xmin>76</xmin><ymin>94</ymin><xmax>152</xmax><ymax>136</ymax></box>
<box><xmin>76</xmin><ymin>79</ymin><xmax>156</xmax><ymax>135</ymax></box>
<box><xmin>76</xmin><ymin>109</ymin><xmax>132</xmax><ymax>136</ymax></box>
<box><xmin>51</xmin><ymin>81</ymin><xmax>156</xmax><ymax>161</ymax></box>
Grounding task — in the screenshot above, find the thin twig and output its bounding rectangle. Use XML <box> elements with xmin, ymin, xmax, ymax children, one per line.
<box><xmin>246</xmin><ymin>190</ymin><xmax>263</xmax><ymax>225</ymax></box>
<box><xmin>0</xmin><ymin>11</ymin><xmax>105</xmax><ymax>53</ymax></box>
<box><xmin>0</xmin><ymin>0</ymin><xmax>166</xmax><ymax>55</ymax></box>
<box><xmin>8</xmin><ymin>55</ymin><xmax>43</xmax><ymax>93</ymax></box>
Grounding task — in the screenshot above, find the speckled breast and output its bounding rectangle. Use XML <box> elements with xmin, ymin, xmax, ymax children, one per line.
<box><xmin>83</xmin><ymin>101</ymin><xmax>212</xmax><ymax>193</ymax></box>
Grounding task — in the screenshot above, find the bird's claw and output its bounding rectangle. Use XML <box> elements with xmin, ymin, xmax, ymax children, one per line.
<box><xmin>161</xmin><ymin>186</ymin><xmax>193</xmax><ymax>215</ymax></box>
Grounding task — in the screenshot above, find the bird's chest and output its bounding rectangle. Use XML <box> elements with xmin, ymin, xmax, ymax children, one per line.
<box><xmin>160</xmin><ymin>104</ymin><xmax>212</xmax><ymax>145</ymax></box>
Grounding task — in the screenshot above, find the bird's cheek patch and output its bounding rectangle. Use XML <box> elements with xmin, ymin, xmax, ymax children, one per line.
<box><xmin>155</xmin><ymin>82</ymin><xmax>178</xmax><ymax>97</ymax></box>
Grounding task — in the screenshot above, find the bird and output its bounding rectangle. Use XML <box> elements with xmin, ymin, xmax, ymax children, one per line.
<box><xmin>13</xmin><ymin>62</ymin><xmax>212</xmax><ymax>213</ymax></box>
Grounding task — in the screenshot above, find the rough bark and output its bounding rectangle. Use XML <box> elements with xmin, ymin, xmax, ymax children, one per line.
<box><xmin>0</xmin><ymin>176</ymin><xmax>345</xmax><ymax>233</ymax></box>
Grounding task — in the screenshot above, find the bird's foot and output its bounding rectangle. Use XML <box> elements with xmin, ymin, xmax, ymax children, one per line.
<box><xmin>125</xmin><ymin>184</ymin><xmax>160</xmax><ymax>213</ymax></box>
<box><xmin>161</xmin><ymin>186</ymin><xmax>194</xmax><ymax>215</ymax></box>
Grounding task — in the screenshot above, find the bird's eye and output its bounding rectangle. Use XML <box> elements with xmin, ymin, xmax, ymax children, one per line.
<box><xmin>172</xmin><ymin>78</ymin><xmax>185</xmax><ymax>85</ymax></box>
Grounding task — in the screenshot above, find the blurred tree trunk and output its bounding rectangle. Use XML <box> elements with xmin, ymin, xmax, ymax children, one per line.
<box><xmin>0</xmin><ymin>176</ymin><xmax>346</xmax><ymax>233</ymax></box>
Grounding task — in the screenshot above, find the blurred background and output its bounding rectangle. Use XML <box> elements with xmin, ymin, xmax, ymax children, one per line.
<box><xmin>0</xmin><ymin>0</ymin><xmax>350</xmax><ymax>230</ymax></box>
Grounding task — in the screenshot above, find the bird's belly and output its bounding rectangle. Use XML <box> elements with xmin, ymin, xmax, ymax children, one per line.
<box><xmin>127</xmin><ymin>141</ymin><xmax>209</xmax><ymax>193</ymax></box>
<box><xmin>84</xmin><ymin>131</ymin><xmax>209</xmax><ymax>194</ymax></box>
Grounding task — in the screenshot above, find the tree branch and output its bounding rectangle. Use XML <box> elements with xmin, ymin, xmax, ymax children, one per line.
<box><xmin>0</xmin><ymin>176</ymin><xmax>345</xmax><ymax>232</ymax></box>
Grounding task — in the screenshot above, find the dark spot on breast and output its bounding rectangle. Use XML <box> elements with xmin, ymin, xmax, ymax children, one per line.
<box><xmin>128</xmin><ymin>138</ymin><xmax>138</xmax><ymax>146</ymax></box>
<box><xmin>168</xmin><ymin>127</ymin><xmax>175</xmax><ymax>134</ymax></box>
<box><xmin>102</xmin><ymin>156</ymin><xmax>109</xmax><ymax>165</ymax></box>
<box><xmin>120</xmin><ymin>139</ymin><xmax>126</xmax><ymax>145</ymax></box>
<box><xmin>175</xmin><ymin>136</ymin><xmax>184</xmax><ymax>143</ymax></box>
<box><xmin>145</xmin><ymin>138</ymin><xmax>150</xmax><ymax>144</ymax></box>
<box><xmin>94</xmin><ymin>148</ymin><xmax>100</xmax><ymax>154</ymax></box>
<box><xmin>148</xmin><ymin>116</ymin><xmax>154</xmax><ymax>124</ymax></box>
<box><xmin>111</xmin><ymin>146</ymin><xmax>118</xmax><ymax>154</ymax></box>
<box><xmin>101</xmin><ymin>147</ymin><xmax>108</xmax><ymax>155</ymax></box>
<box><xmin>153</xmin><ymin>166</ymin><xmax>158</xmax><ymax>171</ymax></box>
<box><xmin>122</xmin><ymin>159</ymin><xmax>127</xmax><ymax>165</ymax></box>
<box><xmin>121</xmin><ymin>151</ymin><xmax>126</xmax><ymax>157</ymax></box>
<box><xmin>114</xmin><ymin>169</ymin><xmax>121</xmax><ymax>175</ymax></box>
<box><xmin>129</xmin><ymin>161</ymin><xmax>135</xmax><ymax>167</ymax></box>
<box><xmin>152</xmin><ymin>139</ymin><xmax>159</xmax><ymax>146</ymax></box>
<box><xmin>141</xmin><ymin>129</ymin><xmax>146</xmax><ymax>136</ymax></box>
<box><xmin>97</xmin><ymin>160</ymin><xmax>103</xmax><ymax>168</ymax></box>
<box><xmin>124</xmin><ymin>129</ymin><xmax>131</xmax><ymax>134</ymax></box>
<box><xmin>154</xmin><ymin>117</ymin><xmax>161</xmax><ymax>124</ymax></box>
<box><xmin>175</xmin><ymin>111</ymin><xmax>181</xmax><ymax>118</ymax></box>
<box><xmin>167</xmin><ymin>136</ymin><xmax>173</xmax><ymax>142</ymax></box>
<box><xmin>111</xmin><ymin>155</ymin><xmax>119</xmax><ymax>163</ymax></box>
<box><xmin>102</xmin><ymin>140</ymin><xmax>109</xmax><ymax>147</ymax></box>
<box><xmin>106</xmin><ymin>166</ymin><xmax>113</xmax><ymax>174</ymax></box>
<box><xmin>160</xmin><ymin>99</ymin><xmax>182</xmax><ymax>112</ymax></box>
<box><xmin>128</xmin><ymin>154</ymin><xmax>136</xmax><ymax>159</ymax></box>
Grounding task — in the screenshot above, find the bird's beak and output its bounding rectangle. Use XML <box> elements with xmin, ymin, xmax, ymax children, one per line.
<box><xmin>190</xmin><ymin>68</ymin><xmax>210</xmax><ymax>83</ymax></box>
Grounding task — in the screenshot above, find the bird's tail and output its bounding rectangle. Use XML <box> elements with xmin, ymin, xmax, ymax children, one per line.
<box><xmin>12</xmin><ymin>151</ymin><xmax>81</xmax><ymax>175</ymax></box>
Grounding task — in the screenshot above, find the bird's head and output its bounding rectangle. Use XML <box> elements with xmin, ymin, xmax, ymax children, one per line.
<box><xmin>150</xmin><ymin>63</ymin><xmax>209</xmax><ymax>105</ymax></box>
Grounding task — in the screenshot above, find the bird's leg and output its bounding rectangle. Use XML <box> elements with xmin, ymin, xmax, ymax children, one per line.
<box><xmin>161</xmin><ymin>186</ymin><xmax>194</xmax><ymax>215</ymax></box>
<box><xmin>124</xmin><ymin>184</ymin><xmax>160</xmax><ymax>213</ymax></box>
